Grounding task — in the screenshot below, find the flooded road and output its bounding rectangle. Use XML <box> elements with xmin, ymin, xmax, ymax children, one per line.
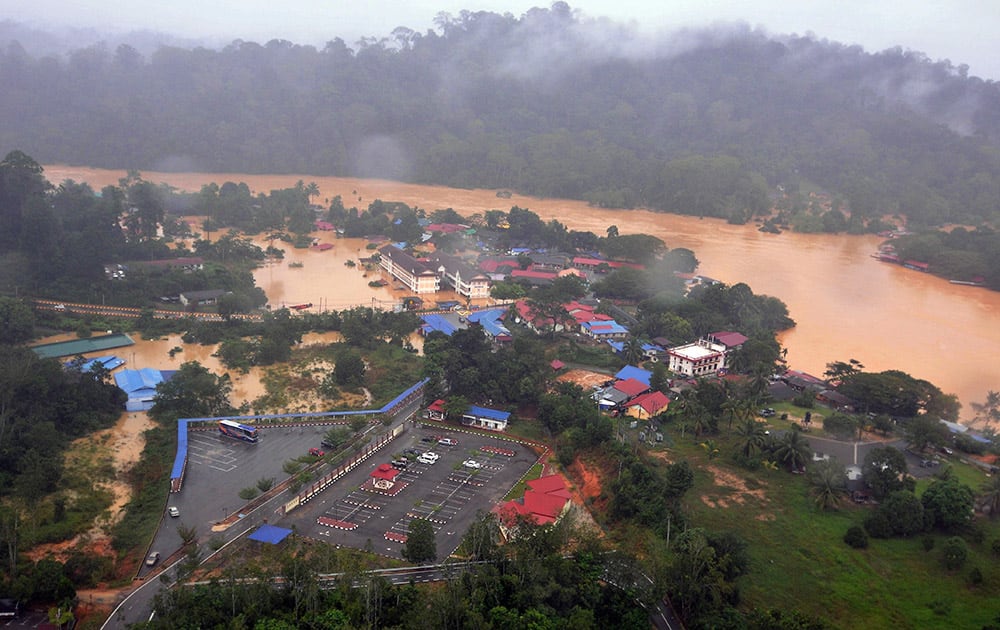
<box><xmin>43</xmin><ymin>165</ymin><xmax>1000</xmax><ymax>422</ymax></box>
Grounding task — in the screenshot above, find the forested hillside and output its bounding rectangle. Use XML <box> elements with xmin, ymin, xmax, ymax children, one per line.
<box><xmin>2</xmin><ymin>4</ymin><xmax>999</xmax><ymax>226</ymax></box>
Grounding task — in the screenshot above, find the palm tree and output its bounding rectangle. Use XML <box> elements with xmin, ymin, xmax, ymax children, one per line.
<box><xmin>773</xmin><ymin>429</ymin><xmax>812</xmax><ymax>472</ymax></box>
<box><xmin>809</xmin><ymin>460</ymin><xmax>849</xmax><ymax>510</ymax></box>
<box><xmin>622</xmin><ymin>336</ymin><xmax>645</xmax><ymax>366</ymax></box>
<box><xmin>980</xmin><ymin>475</ymin><xmax>1000</xmax><ymax>518</ymax></box>
<box><xmin>736</xmin><ymin>418</ymin><xmax>768</xmax><ymax>459</ymax></box>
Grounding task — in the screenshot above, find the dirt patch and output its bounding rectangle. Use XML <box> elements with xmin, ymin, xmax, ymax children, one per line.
<box><xmin>700</xmin><ymin>465</ymin><xmax>768</xmax><ymax>509</ymax></box>
<box><xmin>556</xmin><ymin>369</ymin><xmax>611</xmax><ymax>390</ymax></box>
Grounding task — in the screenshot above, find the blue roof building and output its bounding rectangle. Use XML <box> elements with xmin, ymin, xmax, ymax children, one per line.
<box><xmin>114</xmin><ymin>368</ymin><xmax>173</xmax><ymax>412</ymax></box>
<box><xmin>420</xmin><ymin>313</ymin><xmax>458</xmax><ymax>336</ymax></box>
<box><xmin>462</xmin><ymin>405</ymin><xmax>511</xmax><ymax>431</ymax></box>
<box><xmin>614</xmin><ymin>365</ymin><xmax>652</xmax><ymax>387</ymax></box>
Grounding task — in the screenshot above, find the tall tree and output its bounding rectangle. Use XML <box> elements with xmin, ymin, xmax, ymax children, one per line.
<box><xmin>401</xmin><ymin>518</ymin><xmax>436</xmax><ymax>563</ymax></box>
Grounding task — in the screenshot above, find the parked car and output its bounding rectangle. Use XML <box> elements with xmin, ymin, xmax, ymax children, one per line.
<box><xmin>759</xmin><ymin>408</ymin><xmax>776</xmax><ymax>417</ymax></box>
<box><xmin>403</xmin><ymin>448</ymin><xmax>422</xmax><ymax>457</ymax></box>
<box><xmin>168</xmin><ymin>506</ymin><xmax>180</xmax><ymax>517</ymax></box>
<box><xmin>417</xmin><ymin>452</ymin><xmax>440</xmax><ymax>464</ymax></box>
<box><xmin>419</xmin><ymin>436</ymin><xmax>437</xmax><ymax>444</ymax></box>
<box><xmin>308</xmin><ymin>447</ymin><xmax>325</xmax><ymax>457</ymax></box>
<box><xmin>320</xmin><ymin>439</ymin><xmax>334</xmax><ymax>448</ymax></box>
<box><xmin>462</xmin><ymin>459</ymin><xmax>482</xmax><ymax>469</ymax></box>
<box><xmin>391</xmin><ymin>459</ymin><xmax>409</xmax><ymax>469</ymax></box>
<box><xmin>145</xmin><ymin>552</ymin><xmax>160</xmax><ymax>567</ymax></box>
<box><xmin>438</xmin><ymin>437</ymin><xmax>458</xmax><ymax>446</ymax></box>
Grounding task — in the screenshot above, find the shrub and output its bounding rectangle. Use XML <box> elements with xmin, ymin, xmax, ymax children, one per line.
<box><xmin>992</xmin><ymin>539</ymin><xmax>1000</xmax><ymax>557</ymax></box>
<box><xmin>941</xmin><ymin>536</ymin><xmax>969</xmax><ymax>570</ymax></box>
<box><xmin>968</xmin><ymin>567</ymin><xmax>984</xmax><ymax>586</ymax></box>
<box><xmin>844</xmin><ymin>525</ymin><xmax>869</xmax><ymax>549</ymax></box>
<box><xmin>922</xmin><ymin>536</ymin><xmax>935</xmax><ymax>552</ymax></box>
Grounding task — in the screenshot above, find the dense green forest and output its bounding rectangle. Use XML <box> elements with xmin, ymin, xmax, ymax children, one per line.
<box><xmin>2</xmin><ymin>5</ymin><xmax>1000</xmax><ymax>227</ymax></box>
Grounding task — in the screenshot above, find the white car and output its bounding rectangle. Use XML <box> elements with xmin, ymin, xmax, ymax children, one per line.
<box><xmin>417</xmin><ymin>452</ymin><xmax>440</xmax><ymax>464</ymax></box>
<box><xmin>462</xmin><ymin>459</ymin><xmax>482</xmax><ymax>469</ymax></box>
<box><xmin>168</xmin><ymin>506</ymin><xmax>180</xmax><ymax>518</ymax></box>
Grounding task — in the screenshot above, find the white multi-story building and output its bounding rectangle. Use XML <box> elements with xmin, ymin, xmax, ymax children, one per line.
<box><xmin>378</xmin><ymin>246</ymin><xmax>440</xmax><ymax>294</ymax></box>
<box><xmin>667</xmin><ymin>338</ymin><xmax>728</xmax><ymax>377</ymax></box>
<box><xmin>431</xmin><ymin>253</ymin><xmax>491</xmax><ymax>298</ymax></box>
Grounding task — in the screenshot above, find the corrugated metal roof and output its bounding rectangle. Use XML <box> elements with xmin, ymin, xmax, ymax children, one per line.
<box><xmin>32</xmin><ymin>333</ymin><xmax>135</xmax><ymax>359</ymax></box>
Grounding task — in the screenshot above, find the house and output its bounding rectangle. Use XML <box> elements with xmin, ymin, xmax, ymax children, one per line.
<box><xmin>614</xmin><ymin>378</ymin><xmax>650</xmax><ymax>399</ymax></box>
<box><xmin>420</xmin><ymin>313</ymin><xmax>459</xmax><ymax>336</ymax></box>
<box><xmin>179</xmin><ymin>289</ymin><xmax>228</xmax><ymax>306</ymax></box>
<box><xmin>666</xmin><ymin>339</ymin><xmax>727</xmax><ymax>377</ymax></box>
<box><xmin>467</xmin><ymin>309</ymin><xmax>513</xmax><ymax>343</ymax></box>
<box><xmin>782</xmin><ymin>370</ymin><xmax>827</xmax><ymax>392</ymax></box>
<box><xmin>462</xmin><ymin>405</ymin><xmax>511</xmax><ymax>431</ymax></box>
<box><xmin>594</xmin><ymin>386</ymin><xmax>631</xmax><ymax>411</ymax></box>
<box><xmin>706</xmin><ymin>331</ymin><xmax>748</xmax><ymax>352</ymax></box>
<box><xmin>494</xmin><ymin>474</ymin><xmax>572</xmax><ymax>539</ymax></box>
<box><xmin>580</xmin><ymin>319</ymin><xmax>629</xmax><ymax>340</ymax></box>
<box><xmin>378</xmin><ymin>245</ymin><xmax>440</xmax><ymax>294</ymax></box>
<box><xmin>609</xmin><ymin>340</ymin><xmax>665</xmax><ymax>362</ymax></box>
<box><xmin>565</xmin><ymin>301</ymin><xmax>612</xmax><ymax>325</ymax></box>
<box><xmin>625</xmin><ymin>391</ymin><xmax>670</xmax><ymax>419</ymax></box>
<box><xmin>511</xmin><ymin>269</ymin><xmax>558</xmax><ymax>285</ymax></box>
<box><xmin>115</xmin><ymin>368</ymin><xmax>173</xmax><ymax>412</ymax></box>
<box><xmin>425</xmin><ymin>399</ymin><xmax>447</xmax><ymax>421</ymax></box>
<box><xmin>571</xmin><ymin>256</ymin><xmax>644</xmax><ymax>271</ymax></box>
<box><xmin>513</xmin><ymin>301</ymin><xmax>565</xmax><ymax>335</ymax></box>
<box><xmin>615</xmin><ymin>365</ymin><xmax>652</xmax><ymax>387</ymax></box>
<box><xmin>816</xmin><ymin>389</ymin><xmax>856</xmax><ymax>412</ymax></box>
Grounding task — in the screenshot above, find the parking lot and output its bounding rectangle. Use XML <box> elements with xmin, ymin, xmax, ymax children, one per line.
<box><xmin>293</xmin><ymin>427</ymin><xmax>538</xmax><ymax>560</ymax></box>
<box><xmin>138</xmin><ymin>422</ymin><xmax>342</xmax><ymax>578</ymax></box>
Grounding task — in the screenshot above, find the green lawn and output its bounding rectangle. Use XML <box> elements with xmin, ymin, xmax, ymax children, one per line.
<box><xmin>663</xmin><ymin>431</ymin><xmax>1000</xmax><ymax>629</ymax></box>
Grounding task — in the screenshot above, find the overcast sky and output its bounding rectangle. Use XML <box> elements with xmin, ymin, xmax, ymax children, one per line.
<box><xmin>10</xmin><ymin>0</ymin><xmax>1000</xmax><ymax>80</ymax></box>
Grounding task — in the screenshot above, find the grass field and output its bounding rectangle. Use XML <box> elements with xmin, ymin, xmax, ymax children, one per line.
<box><xmin>651</xmin><ymin>427</ymin><xmax>1000</xmax><ymax>629</ymax></box>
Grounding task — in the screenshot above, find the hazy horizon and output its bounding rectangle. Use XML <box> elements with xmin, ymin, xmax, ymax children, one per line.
<box><xmin>6</xmin><ymin>1</ymin><xmax>1000</xmax><ymax>80</ymax></box>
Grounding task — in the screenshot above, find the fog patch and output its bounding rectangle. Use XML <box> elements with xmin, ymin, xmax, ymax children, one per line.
<box><xmin>353</xmin><ymin>135</ymin><xmax>412</xmax><ymax>181</ymax></box>
<box><xmin>151</xmin><ymin>154</ymin><xmax>203</xmax><ymax>173</ymax></box>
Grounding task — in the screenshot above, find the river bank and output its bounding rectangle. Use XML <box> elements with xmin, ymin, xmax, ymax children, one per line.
<box><xmin>41</xmin><ymin>164</ymin><xmax>1000</xmax><ymax>423</ymax></box>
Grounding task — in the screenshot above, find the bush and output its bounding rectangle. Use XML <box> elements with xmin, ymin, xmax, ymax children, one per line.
<box><xmin>992</xmin><ymin>539</ymin><xmax>1000</xmax><ymax>557</ymax></box>
<box><xmin>865</xmin><ymin>491</ymin><xmax>925</xmax><ymax>538</ymax></box>
<box><xmin>941</xmin><ymin>536</ymin><xmax>969</xmax><ymax>570</ymax></box>
<box><xmin>922</xmin><ymin>535</ymin><xmax>935</xmax><ymax>552</ymax></box>
<box><xmin>968</xmin><ymin>566</ymin><xmax>984</xmax><ymax>586</ymax></box>
<box><xmin>844</xmin><ymin>525</ymin><xmax>869</xmax><ymax>549</ymax></box>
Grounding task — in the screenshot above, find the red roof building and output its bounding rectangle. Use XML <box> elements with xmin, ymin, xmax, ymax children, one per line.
<box><xmin>625</xmin><ymin>391</ymin><xmax>670</xmax><ymax>419</ymax></box>
<box><xmin>371</xmin><ymin>463</ymin><xmax>400</xmax><ymax>482</ymax></box>
<box><xmin>425</xmin><ymin>399</ymin><xmax>447</xmax><ymax>421</ymax></box>
<box><xmin>495</xmin><ymin>474</ymin><xmax>571</xmax><ymax>536</ymax></box>
<box><xmin>614</xmin><ymin>378</ymin><xmax>650</xmax><ymax>398</ymax></box>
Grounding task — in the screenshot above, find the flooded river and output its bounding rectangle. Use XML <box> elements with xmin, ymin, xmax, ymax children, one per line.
<box><xmin>43</xmin><ymin>165</ymin><xmax>1000</xmax><ymax>423</ymax></box>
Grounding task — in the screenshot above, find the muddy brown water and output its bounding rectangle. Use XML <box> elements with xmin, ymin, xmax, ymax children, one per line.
<box><xmin>43</xmin><ymin>165</ymin><xmax>1000</xmax><ymax>423</ymax></box>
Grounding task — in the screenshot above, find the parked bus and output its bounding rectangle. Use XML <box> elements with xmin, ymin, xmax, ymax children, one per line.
<box><xmin>218</xmin><ymin>419</ymin><xmax>258</xmax><ymax>443</ymax></box>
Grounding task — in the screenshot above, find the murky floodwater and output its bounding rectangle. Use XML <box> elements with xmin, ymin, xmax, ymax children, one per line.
<box><xmin>43</xmin><ymin>165</ymin><xmax>1000</xmax><ymax>422</ymax></box>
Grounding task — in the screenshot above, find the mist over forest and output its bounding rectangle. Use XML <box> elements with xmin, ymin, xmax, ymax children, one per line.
<box><xmin>2</xmin><ymin>4</ymin><xmax>1000</xmax><ymax>227</ymax></box>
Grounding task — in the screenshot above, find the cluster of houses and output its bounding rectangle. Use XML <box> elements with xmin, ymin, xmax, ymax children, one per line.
<box><xmin>377</xmin><ymin>236</ymin><xmax>644</xmax><ymax>298</ymax></box>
